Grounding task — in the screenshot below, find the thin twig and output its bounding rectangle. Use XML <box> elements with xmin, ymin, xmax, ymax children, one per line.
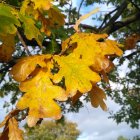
<box><xmin>17</xmin><ymin>30</ymin><xmax>31</xmax><ymax>56</ymax></box>
<box><xmin>101</xmin><ymin>0</ymin><xmax>128</xmax><ymax>31</ymax></box>
<box><xmin>98</xmin><ymin>7</ymin><xmax>119</xmax><ymax>30</ymax></box>
<box><xmin>77</xmin><ymin>0</ymin><xmax>84</xmax><ymax>19</ymax></box>
<box><xmin>67</xmin><ymin>0</ymin><xmax>72</xmax><ymax>29</ymax></box>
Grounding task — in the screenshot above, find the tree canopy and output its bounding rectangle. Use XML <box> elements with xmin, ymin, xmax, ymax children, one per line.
<box><xmin>24</xmin><ymin>119</ymin><xmax>80</xmax><ymax>140</ymax></box>
<box><xmin>0</xmin><ymin>0</ymin><xmax>140</xmax><ymax>139</ymax></box>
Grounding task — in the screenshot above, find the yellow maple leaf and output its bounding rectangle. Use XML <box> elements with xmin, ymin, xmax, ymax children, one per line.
<box><xmin>53</xmin><ymin>54</ymin><xmax>101</xmax><ymax>96</ymax></box>
<box><xmin>10</xmin><ymin>55</ymin><xmax>51</xmax><ymax>82</ymax></box>
<box><xmin>16</xmin><ymin>69</ymin><xmax>67</xmax><ymax>124</ymax></box>
<box><xmin>89</xmin><ymin>86</ymin><xmax>107</xmax><ymax>111</ymax></box>
<box><xmin>0</xmin><ymin>34</ymin><xmax>15</xmax><ymax>62</ymax></box>
<box><xmin>8</xmin><ymin>117</ymin><xmax>23</xmax><ymax>140</ymax></box>
<box><xmin>31</xmin><ymin>0</ymin><xmax>52</xmax><ymax>10</ymax></box>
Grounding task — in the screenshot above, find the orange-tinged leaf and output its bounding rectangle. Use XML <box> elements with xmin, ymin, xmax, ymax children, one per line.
<box><xmin>0</xmin><ymin>125</ymin><xmax>9</xmax><ymax>140</ymax></box>
<box><xmin>31</xmin><ymin>0</ymin><xmax>52</xmax><ymax>10</ymax></box>
<box><xmin>99</xmin><ymin>39</ymin><xmax>123</xmax><ymax>56</ymax></box>
<box><xmin>100</xmin><ymin>70</ymin><xmax>109</xmax><ymax>83</ymax></box>
<box><xmin>47</xmin><ymin>7</ymin><xmax>65</xmax><ymax>27</ymax></box>
<box><xmin>27</xmin><ymin>116</ymin><xmax>39</xmax><ymax>127</ymax></box>
<box><xmin>61</xmin><ymin>33</ymin><xmax>108</xmax><ymax>54</ymax></box>
<box><xmin>16</xmin><ymin>69</ymin><xmax>67</xmax><ymax>122</ymax></box>
<box><xmin>10</xmin><ymin>55</ymin><xmax>51</xmax><ymax>82</ymax></box>
<box><xmin>0</xmin><ymin>34</ymin><xmax>15</xmax><ymax>62</ymax></box>
<box><xmin>0</xmin><ymin>109</ymin><xmax>20</xmax><ymax>128</ymax></box>
<box><xmin>89</xmin><ymin>86</ymin><xmax>107</xmax><ymax>111</ymax></box>
<box><xmin>61</xmin><ymin>33</ymin><xmax>122</xmax><ymax>73</ymax></box>
<box><xmin>71</xmin><ymin>91</ymin><xmax>83</xmax><ymax>105</ymax></box>
<box><xmin>53</xmin><ymin>54</ymin><xmax>101</xmax><ymax>96</ymax></box>
<box><xmin>8</xmin><ymin>117</ymin><xmax>23</xmax><ymax>140</ymax></box>
<box><xmin>125</xmin><ymin>34</ymin><xmax>140</xmax><ymax>50</ymax></box>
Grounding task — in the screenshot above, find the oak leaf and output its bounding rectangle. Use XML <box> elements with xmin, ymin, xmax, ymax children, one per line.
<box><xmin>19</xmin><ymin>14</ymin><xmax>43</xmax><ymax>47</ymax></box>
<box><xmin>0</xmin><ymin>34</ymin><xmax>15</xmax><ymax>62</ymax></box>
<box><xmin>53</xmin><ymin>54</ymin><xmax>101</xmax><ymax>96</ymax></box>
<box><xmin>0</xmin><ymin>4</ymin><xmax>20</xmax><ymax>35</ymax></box>
<box><xmin>47</xmin><ymin>7</ymin><xmax>65</xmax><ymax>27</ymax></box>
<box><xmin>89</xmin><ymin>86</ymin><xmax>107</xmax><ymax>111</ymax></box>
<box><xmin>125</xmin><ymin>34</ymin><xmax>140</xmax><ymax>50</ymax></box>
<box><xmin>0</xmin><ymin>109</ymin><xmax>20</xmax><ymax>129</ymax></box>
<box><xmin>16</xmin><ymin>69</ymin><xmax>67</xmax><ymax>126</ymax></box>
<box><xmin>31</xmin><ymin>0</ymin><xmax>52</xmax><ymax>10</ymax></box>
<box><xmin>8</xmin><ymin>117</ymin><xmax>23</xmax><ymax>140</ymax></box>
<box><xmin>62</xmin><ymin>33</ymin><xmax>122</xmax><ymax>73</ymax></box>
<box><xmin>10</xmin><ymin>55</ymin><xmax>51</xmax><ymax>82</ymax></box>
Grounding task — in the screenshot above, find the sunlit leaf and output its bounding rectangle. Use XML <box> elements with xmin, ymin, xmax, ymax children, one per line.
<box><xmin>8</xmin><ymin>117</ymin><xmax>23</xmax><ymax>140</ymax></box>
<box><xmin>53</xmin><ymin>54</ymin><xmax>101</xmax><ymax>96</ymax></box>
<box><xmin>31</xmin><ymin>0</ymin><xmax>52</xmax><ymax>10</ymax></box>
<box><xmin>10</xmin><ymin>55</ymin><xmax>51</xmax><ymax>82</ymax></box>
<box><xmin>62</xmin><ymin>33</ymin><xmax>123</xmax><ymax>73</ymax></box>
<box><xmin>16</xmin><ymin>69</ymin><xmax>67</xmax><ymax>126</ymax></box>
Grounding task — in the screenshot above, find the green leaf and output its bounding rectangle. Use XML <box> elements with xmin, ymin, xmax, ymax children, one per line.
<box><xmin>19</xmin><ymin>14</ymin><xmax>43</xmax><ymax>47</ymax></box>
<box><xmin>0</xmin><ymin>4</ymin><xmax>20</xmax><ymax>35</ymax></box>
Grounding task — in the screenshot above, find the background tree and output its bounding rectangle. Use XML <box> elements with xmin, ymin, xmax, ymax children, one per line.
<box><xmin>24</xmin><ymin>119</ymin><xmax>80</xmax><ymax>140</ymax></box>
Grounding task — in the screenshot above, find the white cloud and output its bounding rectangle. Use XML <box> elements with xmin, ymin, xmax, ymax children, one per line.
<box><xmin>66</xmin><ymin>98</ymin><xmax>140</xmax><ymax>140</ymax></box>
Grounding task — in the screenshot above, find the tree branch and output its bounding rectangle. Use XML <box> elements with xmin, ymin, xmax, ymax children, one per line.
<box><xmin>77</xmin><ymin>0</ymin><xmax>84</xmax><ymax>19</ymax></box>
<box><xmin>17</xmin><ymin>30</ymin><xmax>31</xmax><ymax>56</ymax></box>
<box><xmin>101</xmin><ymin>11</ymin><xmax>140</xmax><ymax>34</ymax></box>
<box><xmin>101</xmin><ymin>0</ymin><xmax>128</xmax><ymax>31</ymax></box>
<box><xmin>0</xmin><ymin>60</ymin><xmax>16</xmax><ymax>73</ymax></box>
<box><xmin>98</xmin><ymin>7</ymin><xmax>119</xmax><ymax>30</ymax></box>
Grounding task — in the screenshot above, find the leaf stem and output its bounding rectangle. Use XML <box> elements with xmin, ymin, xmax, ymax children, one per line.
<box><xmin>17</xmin><ymin>30</ymin><xmax>31</xmax><ymax>56</ymax></box>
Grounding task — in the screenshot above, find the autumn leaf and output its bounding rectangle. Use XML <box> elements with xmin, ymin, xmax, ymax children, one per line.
<box><xmin>26</xmin><ymin>116</ymin><xmax>39</xmax><ymax>127</ymax></box>
<box><xmin>62</xmin><ymin>33</ymin><xmax>122</xmax><ymax>73</ymax></box>
<box><xmin>19</xmin><ymin>14</ymin><xmax>43</xmax><ymax>47</ymax></box>
<box><xmin>8</xmin><ymin>117</ymin><xmax>23</xmax><ymax>140</ymax></box>
<box><xmin>20</xmin><ymin>0</ymin><xmax>30</xmax><ymax>15</ymax></box>
<box><xmin>31</xmin><ymin>0</ymin><xmax>52</xmax><ymax>10</ymax></box>
<box><xmin>0</xmin><ymin>4</ymin><xmax>20</xmax><ymax>35</ymax></box>
<box><xmin>53</xmin><ymin>54</ymin><xmax>101</xmax><ymax>96</ymax></box>
<box><xmin>0</xmin><ymin>34</ymin><xmax>15</xmax><ymax>62</ymax></box>
<box><xmin>89</xmin><ymin>86</ymin><xmax>107</xmax><ymax>111</ymax></box>
<box><xmin>47</xmin><ymin>7</ymin><xmax>65</xmax><ymax>27</ymax></box>
<box><xmin>125</xmin><ymin>34</ymin><xmax>140</xmax><ymax>50</ymax></box>
<box><xmin>16</xmin><ymin>69</ymin><xmax>67</xmax><ymax>126</ymax></box>
<box><xmin>10</xmin><ymin>55</ymin><xmax>51</xmax><ymax>82</ymax></box>
<box><xmin>71</xmin><ymin>91</ymin><xmax>83</xmax><ymax>105</ymax></box>
<box><xmin>0</xmin><ymin>125</ymin><xmax>9</xmax><ymax>140</ymax></box>
<box><xmin>0</xmin><ymin>109</ymin><xmax>20</xmax><ymax>129</ymax></box>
